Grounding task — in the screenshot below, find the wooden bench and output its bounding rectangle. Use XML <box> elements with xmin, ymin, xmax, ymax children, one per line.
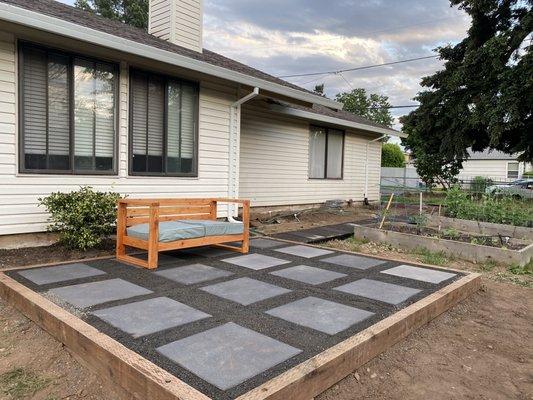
<box><xmin>116</xmin><ymin>198</ymin><xmax>250</xmax><ymax>270</ymax></box>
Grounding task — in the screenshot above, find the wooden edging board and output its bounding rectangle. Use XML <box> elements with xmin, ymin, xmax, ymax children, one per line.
<box><xmin>0</xmin><ymin>265</ymin><xmax>481</xmax><ymax>400</ymax></box>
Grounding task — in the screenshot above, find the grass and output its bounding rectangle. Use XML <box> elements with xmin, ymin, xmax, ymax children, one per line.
<box><xmin>0</xmin><ymin>368</ymin><xmax>51</xmax><ymax>399</ymax></box>
<box><xmin>413</xmin><ymin>248</ymin><xmax>450</xmax><ymax>266</ymax></box>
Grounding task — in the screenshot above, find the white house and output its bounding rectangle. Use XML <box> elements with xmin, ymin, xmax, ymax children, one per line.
<box><xmin>458</xmin><ymin>149</ymin><xmax>532</xmax><ymax>183</ymax></box>
<box><xmin>0</xmin><ymin>0</ymin><xmax>403</xmax><ymax>236</ymax></box>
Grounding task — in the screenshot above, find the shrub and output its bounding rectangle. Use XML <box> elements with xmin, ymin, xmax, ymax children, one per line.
<box><xmin>470</xmin><ymin>176</ymin><xmax>493</xmax><ymax>195</ymax></box>
<box><xmin>39</xmin><ymin>187</ymin><xmax>122</xmax><ymax>250</ymax></box>
<box><xmin>381</xmin><ymin>143</ymin><xmax>405</xmax><ymax>168</ymax></box>
<box><xmin>444</xmin><ymin>186</ymin><xmax>532</xmax><ymax>227</ymax></box>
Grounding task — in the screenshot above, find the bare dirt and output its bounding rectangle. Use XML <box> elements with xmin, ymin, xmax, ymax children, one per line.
<box><xmin>0</xmin><ymin>213</ymin><xmax>532</xmax><ymax>400</ymax></box>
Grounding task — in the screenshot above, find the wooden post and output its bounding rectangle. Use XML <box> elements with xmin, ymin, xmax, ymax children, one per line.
<box><xmin>116</xmin><ymin>202</ymin><xmax>126</xmax><ymax>258</ymax></box>
<box><xmin>241</xmin><ymin>200</ymin><xmax>250</xmax><ymax>253</ymax></box>
<box><xmin>379</xmin><ymin>193</ymin><xmax>394</xmax><ymax>229</ymax></box>
<box><xmin>147</xmin><ymin>203</ymin><xmax>159</xmax><ymax>269</ymax></box>
<box><xmin>209</xmin><ymin>200</ymin><xmax>217</xmax><ymax>220</ymax></box>
<box><xmin>419</xmin><ymin>192</ymin><xmax>423</xmax><ymax>215</ymax></box>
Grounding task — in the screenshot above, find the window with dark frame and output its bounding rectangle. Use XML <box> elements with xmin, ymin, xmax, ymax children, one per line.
<box><xmin>308</xmin><ymin>126</ymin><xmax>344</xmax><ymax>179</ymax></box>
<box><xmin>19</xmin><ymin>42</ymin><xmax>118</xmax><ymax>174</ymax></box>
<box><xmin>129</xmin><ymin>68</ymin><xmax>198</xmax><ymax>176</ymax></box>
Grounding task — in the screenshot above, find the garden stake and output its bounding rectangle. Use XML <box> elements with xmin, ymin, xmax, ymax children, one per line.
<box><xmin>379</xmin><ymin>193</ymin><xmax>394</xmax><ymax>229</ymax></box>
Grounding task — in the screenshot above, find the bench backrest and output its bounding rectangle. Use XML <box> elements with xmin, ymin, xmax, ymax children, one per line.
<box><xmin>123</xmin><ymin>199</ymin><xmax>217</xmax><ymax>227</ymax></box>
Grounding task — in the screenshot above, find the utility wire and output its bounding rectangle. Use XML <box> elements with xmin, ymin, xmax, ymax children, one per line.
<box><xmin>369</xmin><ymin>105</ymin><xmax>420</xmax><ymax>109</ymax></box>
<box><xmin>277</xmin><ymin>55</ymin><xmax>438</xmax><ymax>78</ymax></box>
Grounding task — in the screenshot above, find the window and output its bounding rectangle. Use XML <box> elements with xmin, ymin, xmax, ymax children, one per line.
<box><xmin>507</xmin><ymin>162</ymin><xmax>519</xmax><ymax>179</ymax></box>
<box><xmin>308</xmin><ymin>126</ymin><xmax>344</xmax><ymax>179</ymax></box>
<box><xmin>19</xmin><ymin>43</ymin><xmax>118</xmax><ymax>174</ymax></box>
<box><xmin>129</xmin><ymin>69</ymin><xmax>198</xmax><ymax>176</ymax></box>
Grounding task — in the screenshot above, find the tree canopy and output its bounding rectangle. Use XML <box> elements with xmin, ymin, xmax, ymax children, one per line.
<box><xmin>335</xmin><ymin>88</ymin><xmax>394</xmax><ymax>127</ymax></box>
<box><xmin>75</xmin><ymin>0</ymin><xmax>148</xmax><ymax>30</ymax></box>
<box><xmin>381</xmin><ymin>143</ymin><xmax>405</xmax><ymax>168</ymax></box>
<box><xmin>402</xmin><ymin>0</ymin><xmax>532</xmax><ymax>186</ymax></box>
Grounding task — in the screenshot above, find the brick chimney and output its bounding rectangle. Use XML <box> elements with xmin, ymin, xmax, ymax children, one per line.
<box><xmin>148</xmin><ymin>0</ymin><xmax>204</xmax><ymax>53</ymax></box>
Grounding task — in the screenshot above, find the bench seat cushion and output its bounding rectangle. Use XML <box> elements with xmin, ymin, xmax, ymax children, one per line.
<box><xmin>185</xmin><ymin>220</ymin><xmax>244</xmax><ymax>236</ymax></box>
<box><xmin>127</xmin><ymin>220</ymin><xmax>244</xmax><ymax>243</ymax></box>
<box><xmin>127</xmin><ymin>221</ymin><xmax>206</xmax><ymax>243</ymax></box>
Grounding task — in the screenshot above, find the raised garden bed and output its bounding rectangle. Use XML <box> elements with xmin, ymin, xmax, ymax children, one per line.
<box><xmin>354</xmin><ymin>223</ymin><xmax>533</xmax><ymax>266</ymax></box>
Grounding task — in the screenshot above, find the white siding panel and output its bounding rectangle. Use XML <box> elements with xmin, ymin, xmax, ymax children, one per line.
<box><xmin>239</xmin><ymin>104</ymin><xmax>381</xmax><ymax>206</ymax></box>
<box><xmin>0</xmin><ymin>32</ymin><xmax>235</xmax><ymax>235</ymax></box>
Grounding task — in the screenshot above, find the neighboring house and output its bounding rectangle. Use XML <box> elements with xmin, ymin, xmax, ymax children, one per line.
<box><xmin>0</xmin><ymin>0</ymin><xmax>402</xmax><ymax>236</ymax></box>
<box><xmin>458</xmin><ymin>149</ymin><xmax>532</xmax><ymax>183</ymax></box>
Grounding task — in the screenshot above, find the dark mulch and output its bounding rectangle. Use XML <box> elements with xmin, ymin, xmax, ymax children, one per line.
<box><xmin>0</xmin><ymin>239</ymin><xmax>115</xmax><ymax>270</ymax></box>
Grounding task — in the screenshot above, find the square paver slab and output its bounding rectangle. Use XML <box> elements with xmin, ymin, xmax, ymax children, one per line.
<box><xmin>201</xmin><ymin>278</ymin><xmax>291</xmax><ymax>305</ymax></box>
<box><xmin>49</xmin><ymin>278</ymin><xmax>152</xmax><ymax>308</ymax></box>
<box><xmin>275</xmin><ymin>245</ymin><xmax>334</xmax><ymax>258</ymax></box>
<box><xmin>155</xmin><ymin>264</ymin><xmax>233</xmax><ymax>285</ymax></box>
<box><xmin>266</xmin><ymin>296</ymin><xmax>374</xmax><ymax>335</ymax></box>
<box><xmin>321</xmin><ymin>254</ymin><xmax>386</xmax><ymax>270</ymax></box>
<box><xmin>157</xmin><ymin>322</ymin><xmax>301</xmax><ymax>390</ymax></box>
<box><xmin>381</xmin><ymin>265</ymin><xmax>456</xmax><ymax>284</ymax></box>
<box><xmin>223</xmin><ymin>254</ymin><xmax>291</xmax><ymax>270</ymax></box>
<box><xmin>335</xmin><ymin>279</ymin><xmax>422</xmax><ymax>305</ymax></box>
<box><xmin>250</xmin><ymin>238</ymin><xmax>285</xmax><ymax>249</ymax></box>
<box><xmin>18</xmin><ymin>263</ymin><xmax>106</xmax><ymax>285</ymax></box>
<box><xmin>271</xmin><ymin>265</ymin><xmax>346</xmax><ymax>285</ymax></box>
<box><xmin>92</xmin><ymin>297</ymin><xmax>210</xmax><ymax>338</ymax></box>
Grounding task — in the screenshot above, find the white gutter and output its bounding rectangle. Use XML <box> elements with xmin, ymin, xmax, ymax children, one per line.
<box><xmin>227</xmin><ymin>88</ymin><xmax>260</xmax><ymax>222</ymax></box>
<box><xmin>269</xmin><ymin>103</ymin><xmax>406</xmax><ymax>138</ymax></box>
<box><xmin>364</xmin><ymin>135</ymin><xmax>388</xmax><ymax>205</ymax></box>
<box><xmin>0</xmin><ymin>2</ymin><xmax>342</xmax><ymax>110</ymax></box>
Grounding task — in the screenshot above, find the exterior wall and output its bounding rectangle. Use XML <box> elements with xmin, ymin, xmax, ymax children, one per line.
<box><xmin>148</xmin><ymin>0</ymin><xmax>204</xmax><ymax>52</ymax></box>
<box><xmin>457</xmin><ymin>159</ymin><xmax>529</xmax><ymax>182</ymax></box>
<box><xmin>239</xmin><ymin>103</ymin><xmax>382</xmax><ymax>206</ymax></box>
<box><xmin>0</xmin><ymin>31</ymin><xmax>234</xmax><ymax>235</ymax></box>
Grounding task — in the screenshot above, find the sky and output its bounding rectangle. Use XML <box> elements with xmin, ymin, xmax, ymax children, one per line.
<box><xmin>57</xmin><ymin>0</ymin><xmax>470</xmax><ymax>132</ymax></box>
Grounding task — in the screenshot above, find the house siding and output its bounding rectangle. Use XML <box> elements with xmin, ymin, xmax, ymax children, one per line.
<box><xmin>0</xmin><ymin>31</ymin><xmax>234</xmax><ymax>235</ymax></box>
<box><xmin>239</xmin><ymin>103</ymin><xmax>382</xmax><ymax>206</ymax></box>
<box><xmin>458</xmin><ymin>159</ymin><xmax>529</xmax><ymax>182</ymax></box>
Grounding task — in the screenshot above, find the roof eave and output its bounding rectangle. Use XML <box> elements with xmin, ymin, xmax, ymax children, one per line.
<box><xmin>270</xmin><ymin>104</ymin><xmax>406</xmax><ymax>138</ymax></box>
<box><xmin>0</xmin><ymin>2</ymin><xmax>343</xmax><ymax>110</ymax></box>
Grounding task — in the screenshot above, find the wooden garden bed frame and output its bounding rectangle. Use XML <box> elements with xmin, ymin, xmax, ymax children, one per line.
<box><xmin>116</xmin><ymin>198</ymin><xmax>250</xmax><ymax>270</ymax></box>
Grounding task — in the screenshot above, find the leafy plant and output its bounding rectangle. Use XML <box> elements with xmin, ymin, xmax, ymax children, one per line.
<box><xmin>409</xmin><ymin>213</ymin><xmax>428</xmax><ymax>233</ymax></box>
<box><xmin>444</xmin><ymin>186</ymin><xmax>532</xmax><ymax>227</ymax></box>
<box><xmin>39</xmin><ymin>187</ymin><xmax>122</xmax><ymax>250</ymax></box>
<box><xmin>442</xmin><ymin>228</ymin><xmax>460</xmax><ymax>240</ymax></box>
<box><xmin>508</xmin><ymin>261</ymin><xmax>532</xmax><ymax>276</ymax></box>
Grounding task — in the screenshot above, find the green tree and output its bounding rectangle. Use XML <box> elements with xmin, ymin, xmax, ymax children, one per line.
<box><xmin>381</xmin><ymin>143</ymin><xmax>405</xmax><ymax>167</ymax></box>
<box><xmin>75</xmin><ymin>0</ymin><xmax>148</xmax><ymax>30</ymax></box>
<box><xmin>335</xmin><ymin>88</ymin><xmax>394</xmax><ymax>127</ymax></box>
<box><xmin>314</xmin><ymin>83</ymin><xmax>325</xmax><ymax>95</ymax></box>
<box><xmin>402</xmin><ymin>0</ymin><xmax>532</xmax><ymax>186</ymax></box>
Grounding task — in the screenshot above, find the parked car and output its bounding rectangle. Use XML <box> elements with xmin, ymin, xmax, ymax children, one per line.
<box><xmin>485</xmin><ymin>179</ymin><xmax>533</xmax><ymax>199</ymax></box>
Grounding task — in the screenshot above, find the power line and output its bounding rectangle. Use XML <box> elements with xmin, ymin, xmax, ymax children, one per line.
<box><xmin>277</xmin><ymin>55</ymin><xmax>438</xmax><ymax>78</ymax></box>
<box><xmin>369</xmin><ymin>105</ymin><xmax>420</xmax><ymax>109</ymax></box>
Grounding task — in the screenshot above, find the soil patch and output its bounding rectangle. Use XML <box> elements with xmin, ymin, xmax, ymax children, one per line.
<box><xmin>383</xmin><ymin>223</ymin><xmax>526</xmax><ymax>250</ymax></box>
<box><xmin>0</xmin><ymin>240</ymin><xmax>115</xmax><ymax>270</ymax></box>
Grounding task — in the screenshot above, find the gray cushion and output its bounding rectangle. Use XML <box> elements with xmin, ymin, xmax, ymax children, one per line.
<box><xmin>127</xmin><ymin>221</ymin><xmax>205</xmax><ymax>243</ymax></box>
<box><xmin>127</xmin><ymin>220</ymin><xmax>243</xmax><ymax>243</ymax></box>
<box><xmin>186</xmin><ymin>220</ymin><xmax>244</xmax><ymax>236</ymax></box>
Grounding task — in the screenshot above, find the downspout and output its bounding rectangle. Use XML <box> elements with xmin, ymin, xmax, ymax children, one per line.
<box><xmin>227</xmin><ymin>87</ymin><xmax>260</xmax><ymax>222</ymax></box>
<box><xmin>363</xmin><ymin>134</ymin><xmax>388</xmax><ymax>205</ymax></box>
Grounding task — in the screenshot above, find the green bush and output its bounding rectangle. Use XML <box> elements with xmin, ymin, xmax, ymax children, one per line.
<box><xmin>444</xmin><ymin>186</ymin><xmax>532</xmax><ymax>227</ymax></box>
<box><xmin>470</xmin><ymin>176</ymin><xmax>493</xmax><ymax>195</ymax></box>
<box><xmin>39</xmin><ymin>187</ymin><xmax>122</xmax><ymax>250</ymax></box>
<box><xmin>381</xmin><ymin>143</ymin><xmax>405</xmax><ymax>167</ymax></box>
